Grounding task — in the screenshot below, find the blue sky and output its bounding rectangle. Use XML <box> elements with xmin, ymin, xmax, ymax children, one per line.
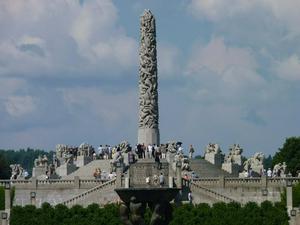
<box><xmin>0</xmin><ymin>0</ymin><xmax>299</xmax><ymax>157</ymax></box>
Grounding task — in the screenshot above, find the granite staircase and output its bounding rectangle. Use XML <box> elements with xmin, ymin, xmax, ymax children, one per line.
<box><xmin>61</xmin><ymin>178</ymin><xmax>117</xmax><ymax>207</ymax></box>
<box><xmin>189</xmin><ymin>159</ymin><xmax>233</xmax><ymax>177</ymax></box>
<box><xmin>189</xmin><ymin>181</ymin><xmax>238</xmax><ymax>204</ymax></box>
<box><xmin>64</xmin><ymin>159</ymin><xmax>112</xmax><ymax>179</ymax></box>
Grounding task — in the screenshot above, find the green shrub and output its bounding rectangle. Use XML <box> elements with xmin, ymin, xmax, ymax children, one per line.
<box><xmin>0</xmin><ymin>186</ymin><xmax>4</xmax><ymax>210</ymax></box>
<box><xmin>9</xmin><ymin>201</ymin><xmax>289</xmax><ymax>225</ymax></box>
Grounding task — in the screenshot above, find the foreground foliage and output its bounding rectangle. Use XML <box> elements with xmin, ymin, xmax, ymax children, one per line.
<box><xmin>171</xmin><ymin>201</ymin><xmax>289</xmax><ymax>225</ymax></box>
<box><xmin>9</xmin><ymin>201</ymin><xmax>289</xmax><ymax>225</ymax></box>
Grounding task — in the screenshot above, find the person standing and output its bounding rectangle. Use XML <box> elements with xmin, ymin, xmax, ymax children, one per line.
<box><xmin>148</xmin><ymin>144</ymin><xmax>153</xmax><ymax>159</ymax></box>
<box><xmin>189</xmin><ymin>145</ymin><xmax>195</xmax><ymax>159</ymax></box>
<box><xmin>188</xmin><ymin>192</ymin><xmax>193</xmax><ymax>204</ymax></box>
<box><xmin>155</xmin><ymin>148</ymin><xmax>161</xmax><ymax>169</ymax></box>
<box><xmin>159</xmin><ymin>173</ymin><xmax>164</xmax><ymax>187</ymax></box>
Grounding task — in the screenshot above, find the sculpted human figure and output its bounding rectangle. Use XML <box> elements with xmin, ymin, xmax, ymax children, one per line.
<box><xmin>129</xmin><ymin>197</ymin><xmax>146</xmax><ymax>225</ymax></box>
<box><xmin>205</xmin><ymin>143</ymin><xmax>221</xmax><ymax>154</ymax></box>
<box><xmin>119</xmin><ymin>203</ymin><xmax>133</xmax><ymax>225</ymax></box>
<box><xmin>225</xmin><ymin>144</ymin><xmax>243</xmax><ymax>164</ymax></box>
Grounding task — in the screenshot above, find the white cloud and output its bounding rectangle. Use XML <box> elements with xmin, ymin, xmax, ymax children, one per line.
<box><xmin>184</xmin><ymin>37</ymin><xmax>265</xmax><ymax>104</ymax></box>
<box><xmin>0</xmin><ymin>0</ymin><xmax>137</xmax><ymax>78</ymax></box>
<box><xmin>4</xmin><ymin>96</ymin><xmax>36</xmax><ymax>117</ymax></box>
<box><xmin>187</xmin><ymin>37</ymin><xmax>257</xmax><ymax>76</ymax></box>
<box><xmin>276</xmin><ymin>55</ymin><xmax>300</xmax><ymax>81</ymax></box>
<box><xmin>157</xmin><ymin>44</ymin><xmax>180</xmax><ymax>77</ymax></box>
<box><xmin>62</xmin><ymin>87</ymin><xmax>137</xmax><ymax>125</ymax></box>
<box><xmin>187</xmin><ymin>0</ymin><xmax>300</xmax><ymax>35</ymax></box>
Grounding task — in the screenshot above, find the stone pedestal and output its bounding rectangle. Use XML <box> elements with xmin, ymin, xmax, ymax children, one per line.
<box><xmin>205</xmin><ymin>153</ymin><xmax>223</xmax><ymax>167</ymax></box>
<box><xmin>138</xmin><ymin>127</ymin><xmax>160</xmax><ymax>146</ymax></box>
<box><xmin>222</xmin><ymin>162</ymin><xmax>240</xmax><ymax>176</ymax></box>
<box><xmin>287</xmin><ymin>185</ymin><xmax>293</xmax><ymax>213</ymax></box>
<box><xmin>251</xmin><ymin>165</ymin><xmax>264</xmax><ymax>176</ymax></box>
<box><xmin>232</xmin><ymin>155</ymin><xmax>242</xmax><ymax>166</ymax></box>
<box><xmin>32</xmin><ymin>167</ymin><xmax>48</xmax><ymax>178</ymax></box>
<box><xmin>75</xmin><ymin>155</ymin><xmax>92</xmax><ymax>167</ymax></box>
<box><xmin>4</xmin><ymin>190</ymin><xmax>10</xmax><ymax>210</ymax></box>
<box><xmin>56</xmin><ymin>163</ymin><xmax>77</xmax><ymax>177</ymax></box>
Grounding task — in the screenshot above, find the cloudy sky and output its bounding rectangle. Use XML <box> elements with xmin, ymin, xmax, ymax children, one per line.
<box><xmin>0</xmin><ymin>0</ymin><xmax>299</xmax><ymax>157</ymax></box>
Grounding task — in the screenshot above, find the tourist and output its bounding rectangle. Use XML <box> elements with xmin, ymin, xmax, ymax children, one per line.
<box><xmin>146</xmin><ymin>176</ymin><xmax>150</xmax><ymax>185</ymax></box>
<box><xmin>188</xmin><ymin>192</ymin><xmax>193</xmax><ymax>204</ymax></box>
<box><xmin>108</xmin><ymin>145</ymin><xmax>112</xmax><ymax>159</ymax></box>
<box><xmin>177</xmin><ymin>145</ymin><xmax>184</xmax><ymax>155</ymax></box>
<box><xmin>148</xmin><ymin>144</ymin><xmax>153</xmax><ymax>158</ymax></box>
<box><xmin>142</xmin><ymin>144</ymin><xmax>146</xmax><ymax>158</ymax></box>
<box><xmin>98</xmin><ymin>145</ymin><xmax>104</xmax><ymax>159</ymax></box>
<box><xmin>267</xmin><ymin>168</ymin><xmax>272</xmax><ymax>177</ymax></box>
<box><xmin>189</xmin><ymin>145</ymin><xmax>195</xmax><ymax>159</ymax></box>
<box><xmin>159</xmin><ymin>173</ymin><xmax>164</xmax><ymax>187</ymax></box>
<box><xmin>92</xmin><ymin>150</ymin><xmax>97</xmax><ymax>160</ymax></box>
<box><xmin>161</xmin><ymin>144</ymin><xmax>166</xmax><ymax>159</ymax></box>
<box><xmin>136</xmin><ymin>144</ymin><xmax>143</xmax><ymax>159</ymax></box>
<box><xmin>155</xmin><ymin>148</ymin><xmax>161</xmax><ymax>169</ymax></box>
<box><xmin>128</xmin><ymin>150</ymin><xmax>135</xmax><ymax>165</ymax></box>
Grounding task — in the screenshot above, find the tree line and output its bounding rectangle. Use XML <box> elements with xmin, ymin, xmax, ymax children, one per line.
<box><xmin>0</xmin><ymin>148</ymin><xmax>54</xmax><ymax>179</ymax></box>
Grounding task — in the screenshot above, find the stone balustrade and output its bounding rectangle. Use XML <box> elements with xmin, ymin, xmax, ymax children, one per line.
<box><xmin>0</xmin><ymin>178</ymin><xmax>112</xmax><ymax>190</ymax></box>
<box><xmin>62</xmin><ymin>178</ymin><xmax>116</xmax><ymax>207</ymax></box>
<box><xmin>190</xmin><ymin>181</ymin><xmax>237</xmax><ymax>203</ymax></box>
<box><xmin>189</xmin><ymin>177</ymin><xmax>300</xmax><ymax>188</ymax></box>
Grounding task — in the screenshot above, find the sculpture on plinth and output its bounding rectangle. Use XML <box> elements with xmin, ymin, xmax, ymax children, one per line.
<box><xmin>204</xmin><ymin>143</ymin><xmax>223</xmax><ymax>167</ymax></box>
<box><xmin>273</xmin><ymin>162</ymin><xmax>287</xmax><ymax>177</ymax></box>
<box><xmin>138</xmin><ymin>9</ymin><xmax>160</xmax><ymax>146</ymax></box>
<box><xmin>10</xmin><ymin>164</ymin><xmax>25</xmax><ymax>180</ymax></box>
<box><xmin>242</xmin><ymin>152</ymin><xmax>264</xmax><ymax>177</ymax></box>
<box><xmin>222</xmin><ymin>144</ymin><xmax>243</xmax><ymax>175</ymax></box>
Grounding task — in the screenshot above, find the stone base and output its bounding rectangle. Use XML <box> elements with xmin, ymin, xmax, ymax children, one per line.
<box><xmin>138</xmin><ymin>127</ymin><xmax>160</xmax><ymax>146</ymax></box>
<box><xmin>56</xmin><ymin>164</ymin><xmax>77</xmax><ymax>177</ymax></box>
<box><xmin>222</xmin><ymin>163</ymin><xmax>240</xmax><ymax>176</ymax></box>
<box><xmin>75</xmin><ymin>155</ymin><xmax>92</xmax><ymax>167</ymax></box>
<box><xmin>32</xmin><ymin>167</ymin><xmax>48</xmax><ymax>178</ymax></box>
<box><xmin>251</xmin><ymin>165</ymin><xmax>264</xmax><ymax>176</ymax></box>
<box><xmin>205</xmin><ymin>153</ymin><xmax>223</xmax><ymax>167</ymax></box>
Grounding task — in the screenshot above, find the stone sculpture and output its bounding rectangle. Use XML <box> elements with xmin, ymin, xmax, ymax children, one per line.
<box><xmin>273</xmin><ymin>162</ymin><xmax>287</xmax><ymax>177</ymax></box>
<box><xmin>78</xmin><ymin>142</ymin><xmax>94</xmax><ymax>156</ymax></box>
<box><xmin>34</xmin><ymin>155</ymin><xmax>48</xmax><ymax>167</ymax></box>
<box><xmin>10</xmin><ymin>164</ymin><xmax>25</xmax><ymax>180</ymax></box>
<box><xmin>138</xmin><ymin>10</ymin><xmax>160</xmax><ymax>146</ymax></box>
<box><xmin>204</xmin><ymin>143</ymin><xmax>223</xmax><ymax>167</ymax></box>
<box><xmin>205</xmin><ymin>143</ymin><xmax>221</xmax><ymax>154</ymax></box>
<box><xmin>224</xmin><ymin>144</ymin><xmax>243</xmax><ymax>165</ymax></box>
<box><xmin>243</xmin><ymin>152</ymin><xmax>264</xmax><ymax>176</ymax></box>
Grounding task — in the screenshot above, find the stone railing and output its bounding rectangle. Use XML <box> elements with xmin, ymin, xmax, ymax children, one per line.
<box><xmin>191</xmin><ymin>177</ymin><xmax>300</xmax><ymax>188</ymax></box>
<box><xmin>190</xmin><ymin>181</ymin><xmax>238</xmax><ymax>203</ymax></box>
<box><xmin>0</xmin><ymin>178</ymin><xmax>112</xmax><ymax>190</ymax></box>
<box><xmin>61</xmin><ymin>178</ymin><xmax>116</xmax><ymax>207</ymax></box>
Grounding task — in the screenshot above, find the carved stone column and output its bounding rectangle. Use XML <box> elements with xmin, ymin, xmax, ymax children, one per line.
<box><xmin>138</xmin><ymin>10</ymin><xmax>160</xmax><ymax>146</ymax></box>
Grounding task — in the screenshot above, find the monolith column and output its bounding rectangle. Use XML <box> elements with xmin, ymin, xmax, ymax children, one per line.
<box><xmin>138</xmin><ymin>10</ymin><xmax>160</xmax><ymax>146</ymax></box>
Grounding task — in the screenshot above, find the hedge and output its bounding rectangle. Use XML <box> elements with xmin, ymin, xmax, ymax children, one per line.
<box><xmin>0</xmin><ymin>186</ymin><xmax>4</xmax><ymax>210</ymax></box>
<box><xmin>9</xmin><ymin>201</ymin><xmax>289</xmax><ymax>225</ymax></box>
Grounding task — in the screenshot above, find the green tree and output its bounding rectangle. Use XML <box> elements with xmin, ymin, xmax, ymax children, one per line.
<box><xmin>0</xmin><ymin>153</ymin><xmax>10</xmax><ymax>179</ymax></box>
<box><xmin>0</xmin><ymin>148</ymin><xmax>54</xmax><ymax>176</ymax></box>
<box><xmin>272</xmin><ymin>137</ymin><xmax>300</xmax><ymax>175</ymax></box>
<box><xmin>0</xmin><ymin>186</ymin><xmax>4</xmax><ymax>210</ymax></box>
<box><xmin>263</xmin><ymin>155</ymin><xmax>273</xmax><ymax>170</ymax></box>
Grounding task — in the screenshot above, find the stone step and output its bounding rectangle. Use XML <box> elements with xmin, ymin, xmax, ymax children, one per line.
<box><xmin>61</xmin><ymin>178</ymin><xmax>117</xmax><ymax>207</ymax></box>
<box><xmin>190</xmin><ymin>181</ymin><xmax>239</xmax><ymax>204</ymax></box>
<box><xmin>64</xmin><ymin>159</ymin><xmax>112</xmax><ymax>179</ymax></box>
<box><xmin>189</xmin><ymin>159</ymin><xmax>233</xmax><ymax>177</ymax></box>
